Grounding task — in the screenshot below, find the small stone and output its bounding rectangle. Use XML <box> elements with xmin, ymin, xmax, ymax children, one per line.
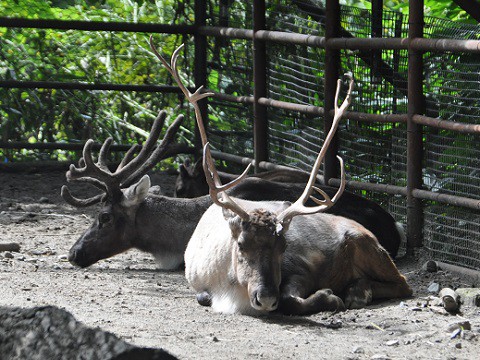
<box><xmin>371</xmin><ymin>354</ymin><xmax>391</xmax><ymax>360</ymax></box>
<box><xmin>450</xmin><ymin>328</ymin><xmax>462</xmax><ymax>339</ymax></box>
<box><xmin>428</xmin><ymin>282</ymin><xmax>440</xmax><ymax>294</ymax></box>
<box><xmin>454</xmin><ymin>342</ymin><xmax>462</xmax><ymax>349</ymax></box>
<box><xmin>52</xmin><ymin>264</ymin><xmax>62</xmax><ymax>270</ymax></box>
<box><xmin>25</xmin><ymin>258</ymin><xmax>37</xmax><ymax>263</ymax></box>
<box><xmin>423</xmin><ymin>260</ymin><xmax>438</xmax><ymax>272</ymax></box>
<box><xmin>352</xmin><ymin>346</ymin><xmax>365</xmax><ymax>354</ymax></box>
<box><xmin>456</xmin><ymin>288</ymin><xmax>480</xmax><ymax>307</ymax></box>
<box><xmin>212</xmin><ymin>336</ymin><xmax>219</xmax><ymax>342</ymax></box>
<box><xmin>39</xmin><ymin>197</ymin><xmax>50</xmax><ymax>203</ymax></box>
<box><xmin>447</xmin><ymin>320</ymin><xmax>471</xmax><ymax>332</ymax></box>
<box><xmin>4</xmin><ymin>252</ymin><xmax>14</xmax><ymax>259</ymax></box>
<box><xmin>58</xmin><ymin>254</ymin><xmax>68</xmax><ymax>262</ymax></box>
<box><xmin>385</xmin><ymin>339</ymin><xmax>399</xmax><ymax>346</ymax></box>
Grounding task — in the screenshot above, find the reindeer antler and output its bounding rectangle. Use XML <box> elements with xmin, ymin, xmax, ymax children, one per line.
<box><xmin>150</xmin><ymin>37</ymin><xmax>252</xmax><ymax>217</ymax></box>
<box><xmin>61</xmin><ymin>110</ymin><xmax>184</xmax><ymax>207</ymax></box>
<box><xmin>277</xmin><ymin>75</ymin><xmax>353</xmax><ymax>226</ymax></box>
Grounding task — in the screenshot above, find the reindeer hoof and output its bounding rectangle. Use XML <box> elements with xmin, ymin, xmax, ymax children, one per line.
<box><xmin>196</xmin><ymin>291</ymin><xmax>212</xmax><ymax>307</ymax></box>
<box><xmin>314</xmin><ymin>289</ymin><xmax>346</xmax><ymax>312</ymax></box>
<box><xmin>345</xmin><ymin>279</ymin><xmax>372</xmax><ymax>309</ymax></box>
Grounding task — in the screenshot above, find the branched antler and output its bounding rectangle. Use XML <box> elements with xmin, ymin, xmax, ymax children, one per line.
<box><xmin>277</xmin><ymin>75</ymin><xmax>354</xmax><ymax>226</ymax></box>
<box><xmin>61</xmin><ymin>110</ymin><xmax>184</xmax><ymax>207</ymax></box>
<box><xmin>150</xmin><ymin>37</ymin><xmax>252</xmax><ymax>215</ymax></box>
<box><xmin>152</xmin><ymin>38</ymin><xmax>353</xmax><ymax>224</ymax></box>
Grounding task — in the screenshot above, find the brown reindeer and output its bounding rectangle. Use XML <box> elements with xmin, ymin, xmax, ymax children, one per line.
<box><xmin>163</xmin><ymin>44</ymin><xmax>413</xmax><ymax>314</ymax></box>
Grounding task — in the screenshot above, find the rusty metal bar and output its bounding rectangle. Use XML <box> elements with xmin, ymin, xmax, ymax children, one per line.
<box><xmin>199</xmin><ymin>25</ymin><xmax>480</xmax><ymax>54</ymax></box>
<box><xmin>371</xmin><ymin>0</ymin><xmax>383</xmax><ymax>85</ymax></box>
<box><xmin>258</xmin><ymin>98</ymin><xmax>324</xmax><ymax>116</ymax></box>
<box><xmin>413</xmin><ymin>115</ymin><xmax>480</xmax><ymax>134</ymax></box>
<box><xmin>324</xmin><ymin>0</ymin><xmax>341</xmax><ymax>184</ymax></box>
<box><xmin>253</xmin><ymin>0</ymin><xmax>269</xmax><ymax>172</ymax></box>
<box><xmin>407</xmin><ymin>0</ymin><xmax>425</xmax><ymax>251</ymax></box>
<box><xmin>326</xmin><ymin>37</ymin><xmax>406</xmax><ymax>50</ymax></box>
<box><xmin>343</xmin><ymin>111</ymin><xmax>407</xmax><ymax>123</ymax></box>
<box><xmin>412</xmin><ymin>189</ymin><xmax>480</xmax><ymax>211</ymax></box>
<box><xmin>0</xmin><ymin>141</ymin><xmax>194</xmax><ymax>155</ymax></box>
<box><xmin>410</xmin><ymin>38</ymin><xmax>480</xmax><ymax>53</ymax></box>
<box><xmin>208</xmin><ymin>89</ymin><xmax>408</xmax><ymax>123</ymax></box>
<box><xmin>328</xmin><ymin>178</ymin><xmax>408</xmax><ymax>196</ymax></box>
<box><xmin>0</xmin><ymin>80</ymin><xmax>183</xmax><ymax>93</ymax></box>
<box><xmin>0</xmin><ymin>17</ymin><xmax>194</xmax><ymax>34</ymax></box>
<box><xmin>198</xmin><ymin>26</ymin><xmax>253</xmax><ymax>39</ymax></box>
<box><xmin>194</xmin><ymin>0</ymin><xmax>208</xmax><ymax>158</ymax></box>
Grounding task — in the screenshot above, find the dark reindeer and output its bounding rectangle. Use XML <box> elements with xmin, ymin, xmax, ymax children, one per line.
<box><xmin>174</xmin><ymin>158</ymin><xmax>314</xmax><ymax>198</ymax></box>
<box><xmin>179</xmin><ymin>57</ymin><xmax>412</xmax><ymax>315</ymax></box>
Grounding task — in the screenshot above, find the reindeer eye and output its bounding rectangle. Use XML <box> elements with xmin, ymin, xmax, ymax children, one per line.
<box><xmin>237</xmin><ymin>240</ymin><xmax>245</xmax><ymax>251</ymax></box>
<box><xmin>99</xmin><ymin>212</ymin><xmax>113</xmax><ymax>225</ymax></box>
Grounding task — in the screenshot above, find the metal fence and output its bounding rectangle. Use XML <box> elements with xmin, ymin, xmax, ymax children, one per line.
<box><xmin>1</xmin><ymin>1</ymin><xmax>479</xmax><ymax>271</ymax></box>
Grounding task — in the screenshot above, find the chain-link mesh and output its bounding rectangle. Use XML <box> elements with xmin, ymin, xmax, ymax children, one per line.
<box><xmin>1</xmin><ymin>1</ymin><xmax>480</xmax><ymax>269</ymax></box>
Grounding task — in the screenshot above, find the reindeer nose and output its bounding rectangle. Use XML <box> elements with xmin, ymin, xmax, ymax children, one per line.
<box><xmin>252</xmin><ymin>288</ymin><xmax>279</xmax><ymax>311</ymax></box>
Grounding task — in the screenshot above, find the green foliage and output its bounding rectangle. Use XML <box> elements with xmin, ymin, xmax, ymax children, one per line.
<box><xmin>0</xmin><ymin>0</ymin><xmax>195</xmax><ymax>164</ymax></box>
<box><xmin>385</xmin><ymin>0</ymin><xmax>476</xmax><ymax>23</ymax></box>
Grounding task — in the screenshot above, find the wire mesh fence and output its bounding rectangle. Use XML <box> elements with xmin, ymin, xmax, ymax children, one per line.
<box><xmin>205</xmin><ymin>1</ymin><xmax>480</xmax><ymax>269</ymax></box>
<box><xmin>1</xmin><ymin>1</ymin><xmax>480</xmax><ymax>270</ymax></box>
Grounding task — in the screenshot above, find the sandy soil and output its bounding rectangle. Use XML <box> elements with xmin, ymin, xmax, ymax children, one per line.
<box><xmin>0</xmin><ymin>168</ymin><xmax>479</xmax><ymax>360</ymax></box>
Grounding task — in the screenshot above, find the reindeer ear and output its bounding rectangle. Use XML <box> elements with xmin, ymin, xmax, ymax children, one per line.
<box><xmin>222</xmin><ymin>208</ymin><xmax>243</xmax><ymax>239</ymax></box>
<box><xmin>121</xmin><ymin>175</ymin><xmax>151</xmax><ymax>207</ymax></box>
<box><xmin>192</xmin><ymin>157</ymin><xmax>204</xmax><ymax>176</ymax></box>
<box><xmin>179</xmin><ymin>163</ymin><xmax>190</xmax><ymax>178</ymax></box>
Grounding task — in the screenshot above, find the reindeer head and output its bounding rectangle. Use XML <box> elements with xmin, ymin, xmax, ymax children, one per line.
<box><xmin>174</xmin><ymin>158</ymin><xmax>208</xmax><ymax>198</ymax></box>
<box><xmin>62</xmin><ymin>110</ymin><xmax>184</xmax><ymax>267</ymax></box>
<box><xmin>151</xmin><ymin>38</ymin><xmax>353</xmax><ymax>311</ymax></box>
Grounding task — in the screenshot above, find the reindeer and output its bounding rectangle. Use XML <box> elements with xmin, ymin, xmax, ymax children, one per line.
<box><xmin>150</xmin><ymin>38</ymin><xmax>403</xmax><ymax>259</ymax></box>
<box><xmin>167</xmin><ymin>44</ymin><xmax>412</xmax><ymax>314</ymax></box>
<box><xmin>62</xmin><ymin>110</ymin><xmax>310</xmax><ymax>269</ymax></box>
<box><xmin>174</xmin><ymin>158</ymin><xmax>314</xmax><ymax>198</ymax></box>
<box><xmin>62</xmin><ymin>40</ymin><xmax>402</xmax><ymax>269</ymax></box>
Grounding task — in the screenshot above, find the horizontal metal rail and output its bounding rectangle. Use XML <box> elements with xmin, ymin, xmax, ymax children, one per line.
<box><xmin>0</xmin><ymin>17</ymin><xmax>194</xmax><ymax>34</ymax></box>
<box><xmin>413</xmin><ymin>115</ymin><xmax>480</xmax><ymax>134</ymax></box>
<box><xmin>0</xmin><ymin>80</ymin><xmax>183</xmax><ymax>93</ymax></box>
<box><xmin>0</xmin><ymin>141</ymin><xmax>194</xmax><ymax>156</ymax></box>
<box><xmin>199</xmin><ymin>26</ymin><xmax>480</xmax><ymax>53</ymax></box>
<box><xmin>412</xmin><ymin>189</ymin><xmax>480</xmax><ymax>210</ymax></box>
<box><xmin>328</xmin><ymin>178</ymin><xmax>408</xmax><ymax>196</ymax></box>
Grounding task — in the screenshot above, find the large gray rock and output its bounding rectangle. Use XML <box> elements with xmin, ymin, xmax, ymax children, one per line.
<box><xmin>0</xmin><ymin>306</ymin><xmax>177</xmax><ymax>360</ymax></box>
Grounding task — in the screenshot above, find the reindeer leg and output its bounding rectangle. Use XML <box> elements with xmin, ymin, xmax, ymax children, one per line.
<box><xmin>277</xmin><ymin>275</ymin><xmax>345</xmax><ymax>315</ymax></box>
<box><xmin>279</xmin><ymin>289</ymin><xmax>346</xmax><ymax>315</ymax></box>
<box><xmin>345</xmin><ymin>234</ymin><xmax>412</xmax><ymax>307</ymax></box>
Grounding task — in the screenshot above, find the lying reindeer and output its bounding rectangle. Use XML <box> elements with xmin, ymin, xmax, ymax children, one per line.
<box><xmin>62</xmin><ymin>111</ymin><xmax>312</xmax><ymax>268</ymax></box>
<box><xmin>61</xmin><ymin>113</ymin><xmax>402</xmax><ymax>268</ymax></box>
<box><xmin>179</xmin><ymin>56</ymin><xmax>412</xmax><ymax>314</ymax></box>
<box><xmin>61</xmin><ymin>40</ymin><xmax>401</xmax><ymax>269</ymax></box>
<box><xmin>175</xmin><ymin>158</ymin><xmax>314</xmax><ymax>198</ymax></box>
<box><xmin>152</xmin><ymin>38</ymin><xmax>402</xmax><ymax>259</ymax></box>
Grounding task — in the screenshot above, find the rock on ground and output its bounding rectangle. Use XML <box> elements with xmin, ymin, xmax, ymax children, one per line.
<box><xmin>0</xmin><ymin>305</ymin><xmax>177</xmax><ymax>360</ymax></box>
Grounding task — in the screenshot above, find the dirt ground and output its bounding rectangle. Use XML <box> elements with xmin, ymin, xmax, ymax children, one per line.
<box><xmin>1</xmin><ymin>168</ymin><xmax>479</xmax><ymax>360</ymax></box>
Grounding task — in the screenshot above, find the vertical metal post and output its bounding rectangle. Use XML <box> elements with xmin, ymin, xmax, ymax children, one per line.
<box><xmin>371</xmin><ymin>0</ymin><xmax>383</xmax><ymax>84</ymax></box>
<box><xmin>194</xmin><ymin>0</ymin><xmax>208</xmax><ymax>157</ymax></box>
<box><xmin>253</xmin><ymin>0</ymin><xmax>268</xmax><ymax>173</ymax></box>
<box><xmin>407</xmin><ymin>0</ymin><xmax>425</xmax><ymax>250</ymax></box>
<box><xmin>324</xmin><ymin>0</ymin><xmax>341</xmax><ymax>183</ymax></box>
